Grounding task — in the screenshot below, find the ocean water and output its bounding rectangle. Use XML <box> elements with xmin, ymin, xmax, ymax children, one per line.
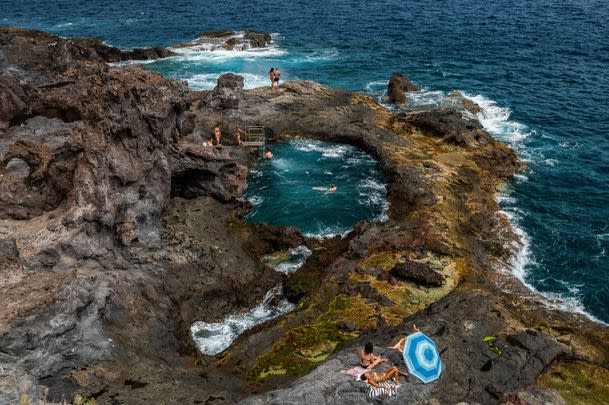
<box><xmin>191</xmin><ymin>285</ymin><xmax>295</xmax><ymax>356</ymax></box>
<box><xmin>2</xmin><ymin>0</ymin><xmax>608</xmax><ymax>323</ymax></box>
<box><xmin>244</xmin><ymin>140</ymin><xmax>388</xmax><ymax>238</ymax></box>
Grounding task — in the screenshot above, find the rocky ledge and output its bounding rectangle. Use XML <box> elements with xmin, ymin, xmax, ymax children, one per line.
<box><xmin>1</xmin><ymin>27</ymin><xmax>608</xmax><ymax>405</ymax></box>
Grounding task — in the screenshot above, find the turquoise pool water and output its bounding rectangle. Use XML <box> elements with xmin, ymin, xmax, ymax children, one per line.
<box><xmin>244</xmin><ymin>139</ymin><xmax>387</xmax><ymax>238</ymax></box>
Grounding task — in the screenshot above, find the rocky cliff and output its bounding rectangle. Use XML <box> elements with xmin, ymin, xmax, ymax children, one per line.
<box><xmin>1</xmin><ymin>27</ymin><xmax>608</xmax><ymax>405</ymax></box>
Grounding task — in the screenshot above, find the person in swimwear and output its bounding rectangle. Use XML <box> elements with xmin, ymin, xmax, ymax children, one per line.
<box><xmin>274</xmin><ymin>67</ymin><xmax>281</xmax><ymax>88</ymax></box>
<box><xmin>213</xmin><ymin>123</ymin><xmax>222</xmax><ymax>146</ymax></box>
<box><xmin>264</xmin><ymin>150</ymin><xmax>273</xmax><ymax>159</ymax></box>
<box><xmin>268</xmin><ymin>67</ymin><xmax>275</xmax><ymax>90</ymax></box>
<box><xmin>235</xmin><ymin>124</ymin><xmax>245</xmax><ymax>146</ymax></box>
<box><xmin>312</xmin><ymin>184</ymin><xmax>337</xmax><ymax>192</ymax></box>
<box><xmin>360</xmin><ymin>366</ymin><xmax>408</xmax><ymax>388</ymax></box>
<box><xmin>390</xmin><ymin>323</ymin><xmax>421</xmax><ymax>353</ymax></box>
<box><xmin>359</xmin><ymin>342</ymin><xmax>388</xmax><ymax>370</ymax></box>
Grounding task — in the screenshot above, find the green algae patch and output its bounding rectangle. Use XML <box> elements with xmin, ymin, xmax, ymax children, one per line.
<box><xmin>362</xmin><ymin>251</ymin><xmax>401</xmax><ymax>271</ymax></box>
<box><xmin>353</xmin><ymin>254</ymin><xmax>463</xmax><ymax>326</ymax></box>
<box><xmin>249</xmin><ymin>295</ymin><xmax>374</xmax><ymax>381</ymax></box>
<box><xmin>538</xmin><ymin>361</ymin><xmax>609</xmax><ymax>405</ymax></box>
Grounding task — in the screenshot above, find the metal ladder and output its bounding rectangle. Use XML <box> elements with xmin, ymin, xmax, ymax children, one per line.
<box><xmin>242</xmin><ymin>126</ymin><xmax>266</xmax><ymax>147</ymax></box>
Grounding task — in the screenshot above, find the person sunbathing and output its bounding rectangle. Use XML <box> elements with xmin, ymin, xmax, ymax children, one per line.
<box><xmin>390</xmin><ymin>323</ymin><xmax>420</xmax><ymax>353</ymax></box>
<box><xmin>359</xmin><ymin>342</ymin><xmax>388</xmax><ymax>370</ymax></box>
<box><xmin>359</xmin><ymin>366</ymin><xmax>408</xmax><ymax>388</ymax></box>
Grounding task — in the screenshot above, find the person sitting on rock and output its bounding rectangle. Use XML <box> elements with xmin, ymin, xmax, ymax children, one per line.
<box><xmin>214</xmin><ymin>123</ymin><xmax>222</xmax><ymax>146</ymax></box>
<box><xmin>390</xmin><ymin>323</ymin><xmax>420</xmax><ymax>353</ymax></box>
<box><xmin>359</xmin><ymin>342</ymin><xmax>388</xmax><ymax>370</ymax></box>
<box><xmin>359</xmin><ymin>366</ymin><xmax>408</xmax><ymax>388</ymax></box>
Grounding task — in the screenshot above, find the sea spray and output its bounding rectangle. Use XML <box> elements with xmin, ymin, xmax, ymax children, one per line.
<box><xmin>191</xmin><ymin>285</ymin><xmax>295</xmax><ymax>356</ymax></box>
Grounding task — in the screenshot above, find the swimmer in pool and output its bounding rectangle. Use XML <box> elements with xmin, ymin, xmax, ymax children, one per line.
<box><xmin>312</xmin><ymin>184</ymin><xmax>337</xmax><ymax>193</ymax></box>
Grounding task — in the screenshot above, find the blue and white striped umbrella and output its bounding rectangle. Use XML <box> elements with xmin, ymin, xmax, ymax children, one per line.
<box><xmin>403</xmin><ymin>331</ymin><xmax>442</xmax><ymax>383</ymax></box>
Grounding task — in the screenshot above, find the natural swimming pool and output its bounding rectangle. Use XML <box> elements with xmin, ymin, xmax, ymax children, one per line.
<box><xmin>244</xmin><ymin>139</ymin><xmax>388</xmax><ymax>238</ymax></box>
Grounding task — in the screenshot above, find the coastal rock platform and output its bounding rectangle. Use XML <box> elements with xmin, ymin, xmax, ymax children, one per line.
<box><xmin>1</xmin><ymin>27</ymin><xmax>608</xmax><ymax>405</ymax></box>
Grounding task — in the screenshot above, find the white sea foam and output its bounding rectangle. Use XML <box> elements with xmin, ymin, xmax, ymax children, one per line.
<box><xmin>171</xmin><ymin>46</ymin><xmax>286</xmax><ymax>62</ymax></box>
<box><xmin>302</xmin><ymin>48</ymin><xmax>339</xmax><ymax>62</ymax></box>
<box><xmin>248</xmin><ymin>195</ymin><xmax>263</xmax><ymax>206</ymax></box>
<box><xmin>53</xmin><ymin>22</ymin><xmax>74</xmax><ymax>28</ymax></box>
<box><xmin>304</xmin><ymin>224</ymin><xmax>352</xmax><ymax>240</ymax></box>
<box><xmin>290</xmin><ymin>139</ymin><xmax>354</xmax><ymax>159</ymax></box>
<box><xmin>474</xmin><ymin>93</ymin><xmax>607</xmax><ymax>325</ymax></box>
<box><xmin>187</xmin><ymin>72</ymin><xmax>269</xmax><ymax>90</ymax></box>
<box><xmin>262</xmin><ymin>245</ymin><xmax>312</xmax><ymax>275</ymax></box>
<box><xmin>357</xmin><ymin>177</ymin><xmax>389</xmax><ymax>212</ymax></box>
<box><xmin>190</xmin><ymin>285</ymin><xmax>295</xmax><ymax>356</ymax></box>
<box><xmin>462</xmin><ymin>93</ymin><xmax>531</xmax><ymax>147</ymax></box>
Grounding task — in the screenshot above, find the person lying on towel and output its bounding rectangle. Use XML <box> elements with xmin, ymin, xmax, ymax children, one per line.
<box><xmin>359</xmin><ymin>366</ymin><xmax>408</xmax><ymax>388</ymax></box>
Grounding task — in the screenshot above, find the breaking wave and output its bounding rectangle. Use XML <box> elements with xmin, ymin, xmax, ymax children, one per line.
<box><xmin>190</xmin><ymin>285</ymin><xmax>295</xmax><ymax>356</ymax></box>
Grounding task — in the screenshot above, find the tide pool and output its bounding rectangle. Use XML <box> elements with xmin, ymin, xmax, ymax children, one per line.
<box><xmin>244</xmin><ymin>139</ymin><xmax>388</xmax><ymax>238</ymax></box>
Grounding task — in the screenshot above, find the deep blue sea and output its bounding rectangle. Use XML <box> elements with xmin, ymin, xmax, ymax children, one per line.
<box><xmin>3</xmin><ymin>0</ymin><xmax>608</xmax><ymax>323</ymax></box>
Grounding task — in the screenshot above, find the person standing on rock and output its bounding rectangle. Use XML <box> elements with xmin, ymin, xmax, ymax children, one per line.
<box><xmin>268</xmin><ymin>67</ymin><xmax>275</xmax><ymax>90</ymax></box>
<box><xmin>214</xmin><ymin>123</ymin><xmax>222</xmax><ymax>146</ymax></box>
<box><xmin>274</xmin><ymin>67</ymin><xmax>281</xmax><ymax>89</ymax></box>
<box><xmin>235</xmin><ymin>124</ymin><xmax>245</xmax><ymax>146</ymax></box>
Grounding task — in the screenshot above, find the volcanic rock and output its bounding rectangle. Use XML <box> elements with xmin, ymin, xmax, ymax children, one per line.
<box><xmin>1</xmin><ymin>26</ymin><xmax>606</xmax><ymax>405</ymax></box>
<box><xmin>390</xmin><ymin>259</ymin><xmax>445</xmax><ymax>287</ymax></box>
<box><xmin>449</xmin><ymin>91</ymin><xmax>482</xmax><ymax>115</ymax></box>
<box><xmin>203</xmin><ymin>72</ymin><xmax>245</xmax><ymax>110</ymax></box>
<box><xmin>387</xmin><ymin>72</ymin><xmax>421</xmax><ymax>106</ymax></box>
<box><xmin>403</xmin><ymin>106</ymin><xmax>495</xmax><ymax>147</ymax></box>
<box><xmin>243</xmin><ymin>31</ymin><xmax>273</xmax><ymax>48</ymax></box>
<box><xmin>174</xmin><ymin>30</ymin><xmax>272</xmax><ymax>51</ymax></box>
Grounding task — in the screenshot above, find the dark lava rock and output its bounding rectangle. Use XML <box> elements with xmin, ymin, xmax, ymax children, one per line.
<box><xmin>203</xmin><ymin>73</ymin><xmax>245</xmax><ymax>110</ymax></box>
<box><xmin>390</xmin><ymin>259</ymin><xmax>444</xmax><ymax>287</ymax></box>
<box><xmin>403</xmin><ymin>106</ymin><xmax>495</xmax><ymax>147</ymax></box>
<box><xmin>243</xmin><ymin>30</ymin><xmax>272</xmax><ymax>48</ymax></box>
<box><xmin>389</xmin><ymin>72</ymin><xmax>421</xmax><ymax>92</ymax></box>
<box><xmin>197</xmin><ymin>29</ymin><xmax>234</xmax><ymax>39</ymax></box>
<box><xmin>499</xmin><ymin>386</ymin><xmax>566</xmax><ymax>405</ymax></box>
<box><xmin>448</xmin><ymin>91</ymin><xmax>482</xmax><ymax>115</ymax></box>
<box><xmin>169</xmin><ymin>141</ymin><xmax>252</xmax><ymax>202</ymax></box>
<box><xmin>174</xmin><ymin>30</ymin><xmax>272</xmax><ymax>51</ymax></box>
<box><xmin>0</xmin><ymin>74</ymin><xmax>29</xmax><ymax>127</ymax></box>
<box><xmin>387</xmin><ymin>72</ymin><xmax>420</xmax><ymax>106</ymax></box>
<box><xmin>80</xmin><ymin>37</ymin><xmax>176</xmax><ymax>62</ymax></box>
